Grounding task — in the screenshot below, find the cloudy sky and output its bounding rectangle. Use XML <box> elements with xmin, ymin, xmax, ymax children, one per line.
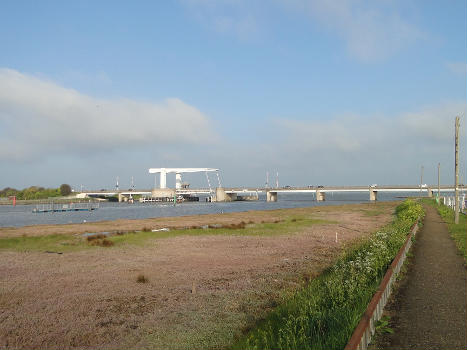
<box><xmin>0</xmin><ymin>0</ymin><xmax>466</xmax><ymax>190</ymax></box>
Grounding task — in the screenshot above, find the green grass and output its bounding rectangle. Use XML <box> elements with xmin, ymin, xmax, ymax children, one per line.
<box><xmin>0</xmin><ymin>234</ymin><xmax>84</xmax><ymax>253</ymax></box>
<box><xmin>231</xmin><ymin>199</ymin><xmax>424</xmax><ymax>350</ymax></box>
<box><xmin>422</xmin><ymin>198</ymin><xmax>467</xmax><ymax>262</ymax></box>
<box><xmin>0</xmin><ymin>216</ymin><xmax>333</xmax><ymax>252</ymax></box>
<box><xmin>108</xmin><ymin>217</ymin><xmax>332</xmax><ymax>246</ymax></box>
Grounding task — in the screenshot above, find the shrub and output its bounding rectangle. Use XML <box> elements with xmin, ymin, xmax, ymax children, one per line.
<box><xmin>101</xmin><ymin>239</ymin><xmax>114</xmax><ymax>247</ymax></box>
<box><xmin>59</xmin><ymin>184</ymin><xmax>72</xmax><ymax>196</ymax></box>
<box><xmin>87</xmin><ymin>234</ymin><xmax>106</xmax><ymax>241</ymax></box>
<box><xmin>87</xmin><ymin>236</ymin><xmax>114</xmax><ymax>247</ymax></box>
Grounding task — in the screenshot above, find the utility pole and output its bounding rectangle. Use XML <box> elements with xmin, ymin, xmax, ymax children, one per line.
<box><xmin>455</xmin><ymin>116</ymin><xmax>460</xmax><ymax>224</ymax></box>
<box><xmin>437</xmin><ymin>163</ymin><xmax>440</xmax><ymax>204</ymax></box>
<box><xmin>420</xmin><ymin>165</ymin><xmax>424</xmax><ymax>196</ymax></box>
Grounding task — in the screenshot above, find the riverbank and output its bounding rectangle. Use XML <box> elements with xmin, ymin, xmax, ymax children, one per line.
<box><xmin>0</xmin><ymin>202</ymin><xmax>397</xmax><ymax>349</ymax></box>
<box><xmin>0</xmin><ymin>202</ymin><xmax>397</xmax><ymax>238</ymax></box>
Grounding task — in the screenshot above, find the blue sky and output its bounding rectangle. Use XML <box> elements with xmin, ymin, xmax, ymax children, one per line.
<box><xmin>0</xmin><ymin>0</ymin><xmax>466</xmax><ymax>190</ymax></box>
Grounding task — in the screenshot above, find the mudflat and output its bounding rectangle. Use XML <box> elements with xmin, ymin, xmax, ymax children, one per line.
<box><xmin>0</xmin><ymin>202</ymin><xmax>397</xmax><ymax>349</ymax></box>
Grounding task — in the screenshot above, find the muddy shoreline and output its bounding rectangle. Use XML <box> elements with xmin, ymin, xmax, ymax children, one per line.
<box><xmin>0</xmin><ymin>202</ymin><xmax>397</xmax><ymax>238</ymax></box>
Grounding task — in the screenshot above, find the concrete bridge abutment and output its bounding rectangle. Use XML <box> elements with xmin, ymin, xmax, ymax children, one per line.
<box><xmin>427</xmin><ymin>188</ymin><xmax>433</xmax><ymax>197</ymax></box>
<box><xmin>215</xmin><ymin>187</ymin><xmax>237</xmax><ymax>202</ymax></box>
<box><xmin>369</xmin><ymin>189</ymin><xmax>378</xmax><ymax>201</ymax></box>
<box><xmin>316</xmin><ymin>190</ymin><xmax>325</xmax><ymax>201</ymax></box>
<box><xmin>266</xmin><ymin>191</ymin><xmax>278</xmax><ymax>202</ymax></box>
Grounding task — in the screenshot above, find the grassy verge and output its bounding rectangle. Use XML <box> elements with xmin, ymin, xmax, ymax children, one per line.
<box><xmin>421</xmin><ymin>198</ymin><xmax>467</xmax><ymax>262</ymax></box>
<box><xmin>231</xmin><ymin>199</ymin><xmax>423</xmax><ymax>350</ymax></box>
<box><xmin>0</xmin><ymin>216</ymin><xmax>332</xmax><ymax>252</ymax></box>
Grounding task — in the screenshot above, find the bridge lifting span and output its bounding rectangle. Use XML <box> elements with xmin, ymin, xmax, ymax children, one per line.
<box><xmin>148</xmin><ymin>168</ymin><xmax>220</xmax><ymax>190</ymax></box>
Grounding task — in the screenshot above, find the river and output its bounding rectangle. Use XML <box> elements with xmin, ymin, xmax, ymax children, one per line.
<box><xmin>0</xmin><ymin>192</ymin><xmax>426</xmax><ymax>228</ymax></box>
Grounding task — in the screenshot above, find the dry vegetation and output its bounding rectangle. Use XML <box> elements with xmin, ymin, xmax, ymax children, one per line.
<box><xmin>0</xmin><ymin>202</ymin><xmax>398</xmax><ymax>349</ymax></box>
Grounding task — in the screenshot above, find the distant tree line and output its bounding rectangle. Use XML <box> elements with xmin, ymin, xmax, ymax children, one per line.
<box><xmin>0</xmin><ymin>184</ymin><xmax>72</xmax><ymax>200</ymax></box>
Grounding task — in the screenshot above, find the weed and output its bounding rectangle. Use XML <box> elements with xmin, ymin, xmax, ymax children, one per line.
<box><xmin>422</xmin><ymin>199</ymin><xmax>467</xmax><ymax>262</ymax></box>
<box><xmin>101</xmin><ymin>239</ymin><xmax>114</xmax><ymax>247</ymax></box>
<box><xmin>88</xmin><ymin>238</ymin><xmax>114</xmax><ymax>247</ymax></box>
<box><xmin>225</xmin><ymin>222</ymin><xmax>246</xmax><ymax>229</ymax></box>
<box><xmin>87</xmin><ymin>234</ymin><xmax>106</xmax><ymax>241</ymax></box>
<box><xmin>375</xmin><ymin>315</ymin><xmax>394</xmax><ymax>334</ymax></box>
<box><xmin>137</xmin><ymin>274</ymin><xmax>149</xmax><ymax>283</ymax></box>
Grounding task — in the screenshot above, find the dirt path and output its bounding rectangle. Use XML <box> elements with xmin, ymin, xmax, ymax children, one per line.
<box><xmin>373</xmin><ymin>205</ymin><xmax>467</xmax><ymax>349</ymax></box>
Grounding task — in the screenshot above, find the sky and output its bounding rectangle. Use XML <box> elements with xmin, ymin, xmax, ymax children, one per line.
<box><xmin>0</xmin><ymin>0</ymin><xmax>466</xmax><ymax>190</ymax></box>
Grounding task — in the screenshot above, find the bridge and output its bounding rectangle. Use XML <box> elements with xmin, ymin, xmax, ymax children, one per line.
<box><xmin>215</xmin><ymin>185</ymin><xmax>466</xmax><ymax>202</ymax></box>
<box><xmin>77</xmin><ymin>185</ymin><xmax>466</xmax><ymax>202</ymax></box>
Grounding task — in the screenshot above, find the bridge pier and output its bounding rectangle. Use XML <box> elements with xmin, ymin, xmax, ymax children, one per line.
<box><xmin>369</xmin><ymin>189</ymin><xmax>378</xmax><ymax>201</ymax></box>
<box><xmin>266</xmin><ymin>191</ymin><xmax>277</xmax><ymax>202</ymax></box>
<box><xmin>118</xmin><ymin>193</ymin><xmax>123</xmax><ymax>202</ymax></box>
<box><xmin>427</xmin><ymin>188</ymin><xmax>433</xmax><ymax>197</ymax></box>
<box><xmin>316</xmin><ymin>190</ymin><xmax>325</xmax><ymax>201</ymax></box>
<box><xmin>215</xmin><ymin>187</ymin><xmax>237</xmax><ymax>202</ymax></box>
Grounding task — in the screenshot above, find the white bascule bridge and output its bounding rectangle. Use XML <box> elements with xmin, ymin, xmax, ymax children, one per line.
<box><xmin>148</xmin><ymin>167</ymin><xmax>220</xmax><ymax>189</ymax></box>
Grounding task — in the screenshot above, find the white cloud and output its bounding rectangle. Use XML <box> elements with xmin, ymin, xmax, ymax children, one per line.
<box><xmin>401</xmin><ymin>102</ymin><xmax>466</xmax><ymax>142</ymax></box>
<box><xmin>0</xmin><ymin>68</ymin><xmax>217</xmax><ymax>161</ymax></box>
<box><xmin>183</xmin><ymin>0</ymin><xmax>423</xmax><ymax>61</ymax></box>
<box><xmin>282</xmin><ymin>0</ymin><xmax>423</xmax><ymax>62</ymax></box>
<box><xmin>260</xmin><ymin>101</ymin><xmax>466</xmax><ymax>185</ymax></box>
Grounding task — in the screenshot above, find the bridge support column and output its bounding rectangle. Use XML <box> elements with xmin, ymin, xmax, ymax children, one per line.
<box><xmin>427</xmin><ymin>188</ymin><xmax>433</xmax><ymax>197</ymax></box>
<box><xmin>266</xmin><ymin>191</ymin><xmax>277</xmax><ymax>202</ymax></box>
<box><xmin>316</xmin><ymin>190</ymin><xmax>325</xmax><ymax>201</ymax></box>
<box><xmin>215</xmin><ymin>187</ymin><xmax>236</xmax><ymax>202</ymax></box>
<box><xmin>118</xmin><ymin>193</ymin><xmax>123</xmax><ymax>202</ymax></box>
<box><xmin>369</xmin><ymin>189</ymin><xmax>377</xmax><ymax>201</ymax></box>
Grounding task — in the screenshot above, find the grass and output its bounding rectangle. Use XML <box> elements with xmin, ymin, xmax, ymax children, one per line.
<box><xmin>231</xmin><ymin>199</ymin><xmax>423</xmax><ymax>350</ymax></box>
<box><xmin>422</xmin><ymin>198</ymin><xmax>467</xmax><ymax>262</ymax></box>
<box><xmin>102</xmin><ymin>217</ymin><xmax>333</xmax><ymax>247</ymax></box>
<box><xmin>0</xmin><ymin>216</ymin><xmax>333</xmax><ymax>252</ymax></box>
<box><xmin>0</xmin><ymin>234</ymin><xmax>83</xmax><ymax>253</ymax></box>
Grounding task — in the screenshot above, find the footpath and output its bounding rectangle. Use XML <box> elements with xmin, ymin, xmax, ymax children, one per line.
<box><xmin>373</xmin><ymin>204</ymin><xmax>467</xmax><ymax>349</ymax></box>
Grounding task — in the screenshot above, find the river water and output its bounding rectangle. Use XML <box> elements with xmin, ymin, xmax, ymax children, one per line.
<box><xmin>0</xmin><ymin>192</ymin><xmax>428</xmax><ymax>228</ymax></box>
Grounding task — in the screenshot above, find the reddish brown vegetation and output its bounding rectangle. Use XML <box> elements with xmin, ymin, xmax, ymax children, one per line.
<box><xmin>0</xmin><ymin>202</ymin><xmax>396</xmax><ymax>349</ymax></box>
